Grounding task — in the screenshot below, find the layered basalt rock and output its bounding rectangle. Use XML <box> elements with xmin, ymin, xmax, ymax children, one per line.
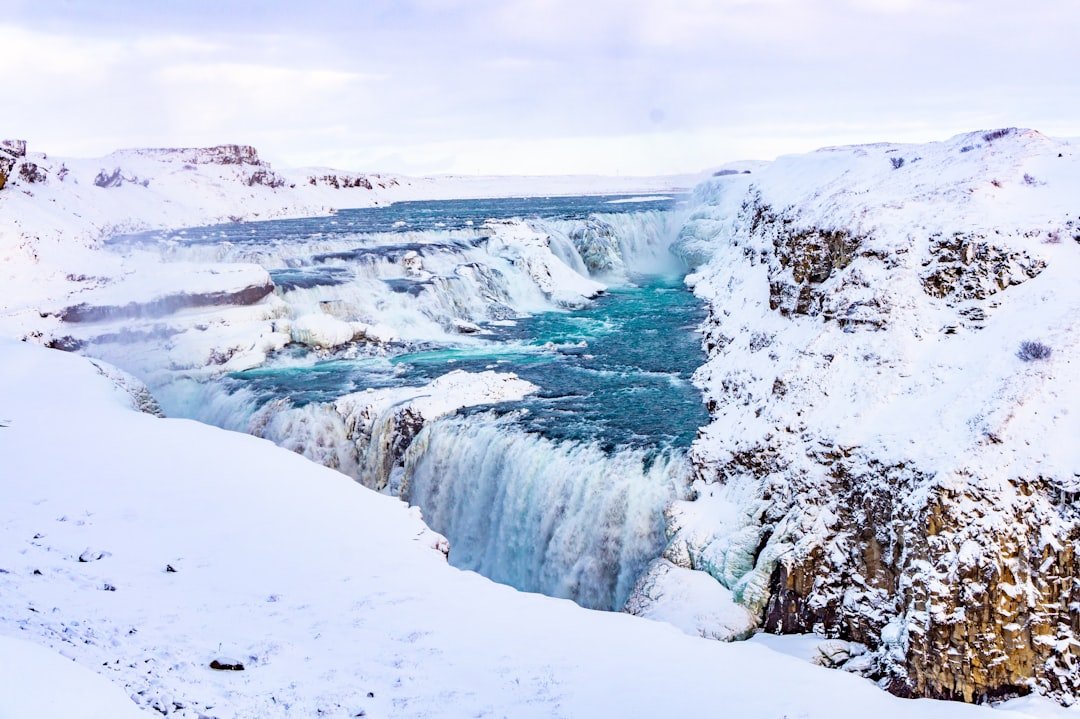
<box><xmin>921</xmin><ymin>233</ymin><xmax>1046</xmax><ymax>301</ymax></box>
<box><xmin>306</xmin><ymin>173</ymin><xmax>399</xmax><ymax>190</ymax></box>
<box><xmin>749</xmin><ymin>449</ymin><xmax>1080</xmax><ymax>702</ymax></box>
<box><xmin>123</xmin><ymin>144</ymin><xmax>263</xmax><ymax>165</ymax></box>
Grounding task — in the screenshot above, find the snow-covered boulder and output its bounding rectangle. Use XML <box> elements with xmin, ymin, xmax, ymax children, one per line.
<box><xmin>569</xmin><ymin>217</ymin><xmax>625</xmax><ymax>274</ymax></box>
<box><xmin>290</xmin><ymin>313</ymin><xmax>359</xmax><ymax>348</ymax></box>
<box><xmin>624</xmin><ymin>558</ymin><xmax>756</xmax><ymax>641</ymax></box>
<box><xmin>486</xmin><ymin>220</ymin><xmax>605</xmax><ymax>308</ymax></box>
<box><xmin>337</xmin><ymin>370</ymin><xmax>538</xmax><ymax>492</ymax></box>
<box><xmin>401</xmin><ymin>249</ymin><xmax>425</xmax><ymax>277</ymax></box>
<box><xmin>289</xmin><ymin>314</ymin><xmax>399</xmax><ymax>349</ymax></box>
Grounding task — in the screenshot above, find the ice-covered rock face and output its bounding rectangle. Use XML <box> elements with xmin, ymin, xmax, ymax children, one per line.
<box><xmin>113</xmin><ymin>144</ymin><xmax>264</xmax><ymax>166</ymax></box>
<box><xmin>570</xmin><ymin>217</ymin><xmax>625</xmax><ymax>273</ymax></box>
<box><xmin>674</xmin><ymin>128</ymin><xmax>1080</xmax><ymax>703</ymax></box>
<box><xmin>1</xmin><ymin>139</ymin><xmax>29</xmax><ymax>191</ymax></box>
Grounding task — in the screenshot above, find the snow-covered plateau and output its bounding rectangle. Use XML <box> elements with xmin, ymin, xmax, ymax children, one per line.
<box><xmin>0</xmin><ymin>129</ymin><xmax>1077</xmax><ymax>718</ymax></box>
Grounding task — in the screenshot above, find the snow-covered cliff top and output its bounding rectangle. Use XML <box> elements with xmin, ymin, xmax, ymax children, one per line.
<box><xmin>683</xmin><ymin>127</ymin><xmax>1078</xmax><ymax>479</ymax></box>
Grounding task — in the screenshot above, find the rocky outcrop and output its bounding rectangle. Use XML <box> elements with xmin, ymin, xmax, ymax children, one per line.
<box><xmin>18</xmin><ymin>161</ymin><xmax>46</xmax><ymax>184</ymax></box>
<box><xmin>921</xmin><ymin>233</ymin><xmax>1046</xmax><ymax>301</ymax></box>
<box><xmin>745</xmin><ymin>450</ymin><xmax>1080</xmax><ymax>702</ymax></box>
<box><xmin>122</xmin><ymin>144</ymin><xmax>263</xmax><ymax>165</ymax></box>
<box><xmin>306</xmin><ymin>173</ymin><xmax>399</xmax><ymax>190</ymax></box>
<box><xmin>1</xmin><ymin>139</ymin><xmax>28</xmax><ymax>190</ymax></box>
<box><xmin>245</xmin><ymin>168</ymin><xmax>287</xmax><ymax>188</ymax></box>
<box><xmin>570</xmin><ymin>217</ymin><xmax>624</xmax><ymax>273</ymax></box>
<box><xmin>2</xmin><ymin>139</ymin><xmax>27</xmax><ymax>157</ymax></box>
<box><xmin>97</xmin><ymin>145</ymin><xmax>285</xmax><ymax>190</ymax></box>
<box><xmin>94</xmin><ymin>168</ymin><xmax>149</xmax><ymax>188</ymax></box>
<box><xmin>58</xmin><ymin>281</ymin><xmax>274</xmax><ymax>323</ymax></box>
<box><xmin>741</xmin><ymin>196</ymin><xmax>874</xmax><ymax>321</ymax></box>
<box><xmin>308</xmin><ymin>173</ymin><xmax>372</xmax><ymax>189</ymax></box>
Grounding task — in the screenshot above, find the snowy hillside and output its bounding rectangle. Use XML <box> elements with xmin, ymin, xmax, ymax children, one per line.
<box><xmin>666</xmin><ymin>128</ymin><xmax>1080</xmax><ymax>703</ymax></box>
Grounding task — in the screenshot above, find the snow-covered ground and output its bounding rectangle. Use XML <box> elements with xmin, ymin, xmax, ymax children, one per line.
<box><xmin>0</xmin><ymin>635</ymin><xmax>149</xmax><ymax>719</ymax></box>
<box><xmin>0</xmin><ymin>338</ymin><xmax>1035</xmax><ymax>718</ymax></box>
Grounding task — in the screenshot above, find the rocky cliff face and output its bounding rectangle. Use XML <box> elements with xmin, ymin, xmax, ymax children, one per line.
<box><xmin>114</xmin><ymin>144</ymin><xmax>263</xmax><ymax>165</ymax></box>
<box><xmin>668</xmin><ymin>129</ymin><xmax>1080</xmax><ymax>704</ymax></box>
<box><xmin>100</xmin><ymin>145</ymin><xmax>289</xmax><ymax>190</ymax></box>
<box><xmin>0</xmin><ymin>139</ymin><xmax>28</xmax><ymax>190</ymax></box>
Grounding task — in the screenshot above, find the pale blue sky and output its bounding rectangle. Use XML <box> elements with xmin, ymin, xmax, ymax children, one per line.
<box><xmin>2</xmin><ymin>0</ymin><xmax>1077</xmax><ymax>174</ymax></box>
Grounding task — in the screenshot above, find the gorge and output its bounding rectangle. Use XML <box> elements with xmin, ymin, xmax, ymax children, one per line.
<box><xmin>1</xmin><ymin>129</ymin><xmax>1078</xmax><ymax>717</ymax></box>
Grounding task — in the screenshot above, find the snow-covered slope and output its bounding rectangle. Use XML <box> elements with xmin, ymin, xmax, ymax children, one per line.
<box><xmin>0</xmin><ymin>635</ymin><xmax>149</xmax><ymax>719</ymax></box>
<box><xmin>0</xmin><ymin>338</ymin><xmax>1016</xmax><ymax>719</ymax></box>
<box><xmin>661</xmin><ymin>128</ymin><xmax>1080</xmax><ymax>702</ymax></box>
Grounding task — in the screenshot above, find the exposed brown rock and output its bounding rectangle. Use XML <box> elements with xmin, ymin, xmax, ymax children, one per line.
<box><xmin>245</xmin><ymin>168</ymin><xmax>286</xmax><ymax>188</ymax></box>
<box><xmin>921</xmin><ymin>233</ymin><xmax>1046</xmax><ymax>301</ymax></box>
<box><xmin>58</xmin><ymin>282</ymin><xmax>274</xmax><ymax>323</ymax></box>
<box><xmin>18</xmin><ymin>162</ymin><xmax>46</xmax><ymax>184</ymax></box>
<box><xmin>209</xmin><ymin>658</ymin><xmax>245</xmax><ymax>671</ymax></box>
<box><xmin>307</xmin><ymin>173</ymin><xmax>374</xmax><ymax>190</ymax></box>
<box><xmin>740</xmin><ymin>197</ymin><xmax>871</xmax><ymax>321</ymax></box>
<box><xmin>0</xmin><ymin>139</ymin><xmax>26</xmax><ymax>190</ymax></box>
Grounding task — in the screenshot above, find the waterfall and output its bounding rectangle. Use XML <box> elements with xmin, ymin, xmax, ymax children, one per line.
<box><xmin>103</xmin><ymin>201</ymin><xmax>705</xmax><ymax>613</ymax></box>
<box><xmin>402</xmin><ymin>414</ymin><xmax>690</xmax><ymax>611</ymax></box>
<box><xmin>128</xmin><ymin>212</ymin><xmax>689</xmax><ymax>344</ymax></box>
<box><xmin>543</xmin><ymin>209</ymin><xmax>689</xmax><ymax>277</ymax></box>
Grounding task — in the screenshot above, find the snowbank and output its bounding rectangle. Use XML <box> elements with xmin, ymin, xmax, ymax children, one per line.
<box><xmin>0</xmin><ymin>635</ymin><xmax>149</xmax><ymax>719</ymax></box>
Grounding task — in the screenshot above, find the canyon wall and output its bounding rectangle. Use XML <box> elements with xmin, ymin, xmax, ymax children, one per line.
<box><xmin>668</xmin><ymin>129</ymin><xmax>1080</xmax><ymax>702</ymax></box>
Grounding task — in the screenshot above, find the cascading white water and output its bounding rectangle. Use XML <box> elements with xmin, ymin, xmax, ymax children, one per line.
<box><xmin>139</xmin><ymin>212</ymin><xmax>685</xmax><ymax>344</ymax></box>
<box><xmin>544</xmin><ymin>209</ymin><xmax>688</xmax><ymax>277</ymax></box>
<box><xmin>402</xmin><ymin>414</ymin><xmax>690</xmax><ymax>611</ymax></box>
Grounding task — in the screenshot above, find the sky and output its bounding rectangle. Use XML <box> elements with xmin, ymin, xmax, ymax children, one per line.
<box><xmin>2</xmin><ymin>0</ymin><xmax>1077</xmax><ymax>175</ymax></box>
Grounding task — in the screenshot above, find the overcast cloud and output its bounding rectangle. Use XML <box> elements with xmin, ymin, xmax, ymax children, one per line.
<box><xmin>2</xmin><ymin>0</ymin><xmax>1076</xmax><ymax>174</ymax></box>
